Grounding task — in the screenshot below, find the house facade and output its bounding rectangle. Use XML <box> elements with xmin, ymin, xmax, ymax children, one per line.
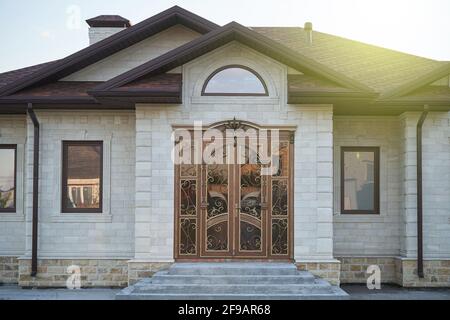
<box><xmin>0</xmin><ymin>6</ymin><xmax>449</xmax><ymax>288</ymax></box>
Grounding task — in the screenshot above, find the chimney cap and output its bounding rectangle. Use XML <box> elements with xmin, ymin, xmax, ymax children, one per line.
<box><xmin>304</xmin><ymin>22</ymin><xmax>313</xmax><ymax>31</ymax></box>
<box><xmin>86</xmin><ymin>15</ymin><xmax>131</xmax><ymax>28</ymax></box>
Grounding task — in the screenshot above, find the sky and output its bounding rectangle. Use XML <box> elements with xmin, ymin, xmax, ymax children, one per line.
<box><xmin>0</xmin><ymin>0</ymin><xmax>449</xmax><ymax>73</ymax></box>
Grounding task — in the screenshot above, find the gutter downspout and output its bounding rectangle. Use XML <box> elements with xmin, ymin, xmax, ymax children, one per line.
<box><xmin>27</xmin><ymin>103</ymin><xmax>39</xmax><ymax>277</ymax></box>
<box><xmin>416</xmin><ymin>105</ymin><xmax>429</xmax><ymax>279</ymax></box>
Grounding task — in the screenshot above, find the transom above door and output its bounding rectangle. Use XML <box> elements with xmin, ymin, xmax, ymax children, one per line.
<box><xmin>174</xmin><ymin>120</ymin><xmax>294</xmax><ymax>260</ymax></box>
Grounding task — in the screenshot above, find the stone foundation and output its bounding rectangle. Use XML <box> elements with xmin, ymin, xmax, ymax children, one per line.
<box><xmin>338</xmin><ymin>257</ymin><xmax>396</xmax><ymax>284</ymax></box>
<box><xmin>18</xmin><ymin>259</ymin><xmax>129</xmax><ymax>288</ymax></box>
<box><xmin>0</xmin><ymin>256</ymin><xmax>19</xmax><ymax>284</ymax></box>
<box><xmin>396</xmin><ymin>258</ymin><xmax>450</xmax><ymax>287</ymax></box>
<box><xmin>296</xmin><ymin>260</ymin><xmax>341</xmax><ymax>285</ymax></box>
<box><xmin>338</xmin><ymin>256</ymin><xmax>450</xmax><ymax>287</ymax></box>
<box><xmin>8</xmin><ymin>257</ymin><xmax>449</xmax><ymax>288</ymax></box>
<box><xmin>127</xmin><ymin>261</ymin><xmax>172</xmax><ymax>285</ymax></box>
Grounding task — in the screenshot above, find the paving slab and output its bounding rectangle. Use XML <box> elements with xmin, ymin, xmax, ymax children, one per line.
<box><xmin>1</xmin><ymin>284</ymin><xmax>449</xmax><ymax>300</ymax></box>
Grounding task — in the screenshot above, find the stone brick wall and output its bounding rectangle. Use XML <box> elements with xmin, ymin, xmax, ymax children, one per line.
<box><xmin>421</xmin><ymin>113</ymin><xmax>450</xmax><ymax>258</ymax></box>
<box><xmin>22</xmin><ymin>111</ymin><xmax>135</xmax><ymax>259</ymax></box>
<box><xmin>0</xmin><ymin>116</ymin><xmax>27</xmax><ymax>256</ymax></box>
<box><xmin>399</xmin><ymin>112</ymin><xmax>450</xmax><ymax>258</ymax></box>
<box><xmin>18</xmin><ymin>259</ymin><xmax>128</xmax><ymax>287</ymax></box>
<box><xmin>338</xmin><ymin>257</ymin><xmax>450</xmax><ymax>287</ymax></box>
<box><xmin>338</xmin><ymin>257</ymin><xmax>397</xmax><ymax>284</ymax></box>
<box><xmin>333</xmin><ymin>116</ymin><xmax>402</xmax><ymax>257</ymax></box>
<box><xmin>296</xmin><ymin>260</ymin><xmax>341</xmax><ymax>285</ymax></box>
<box><xmin>0</xmin><ymin>257</ymin><xmax>19</xmax><ymax>284</ymax></box>
<box><xmin>64</xmin><ymin>25</ymin><xmax>200</xmax><ymax>81</ymax></box>
<box><xmin>133</xmin><ymin>42</ymin><xmax>335</xmax><ymax>262</ymax></box>
<box><xmin>88</xmin><ymin>27</ymin><xmax>126</xmax><ymax>45</ymax></box>
<box><xmin>396</xmin><ymin>258</ymin><xmax>450</xmax><ymax>287</ymax></box>
<box><xmin>128</xmin><ymin>261</ymin><xmax>171</xmax><ymax>285</ymax></box>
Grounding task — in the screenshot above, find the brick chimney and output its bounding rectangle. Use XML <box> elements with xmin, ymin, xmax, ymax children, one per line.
<box><xmin>86</xmin><ymin>15</ymin><xmax>131</xmax><ymax>45</ymax></box>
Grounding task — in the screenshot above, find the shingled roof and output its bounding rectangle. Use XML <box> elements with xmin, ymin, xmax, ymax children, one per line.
<box><xmin>0</xmin><ymin>61</ymin><xmax>58</xmax><ymax>90</ymax></box>
<box><xmin>252</xmin><ymin>27</ymin><xmax>447</xmax><ymax>93</ymax></box>
<box><xmin>0</xmin><ymin>7</ymin><xmax>448</xmax><ymax>107</ymax></box>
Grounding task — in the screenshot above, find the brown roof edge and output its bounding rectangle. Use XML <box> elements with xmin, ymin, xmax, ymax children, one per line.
<box><xmin>92</xmin><ymin>21</ymin><xmax>374</xmax><ymax>94</ymax></box>
<box><xmin>0</xmin><ymin>6</ymin><xmax>219</xmax><ymax>97</ymax></box>
<box><xmin>379</xmin><ymin>62</ymin><xmax>450</xmax><ymax>100</ymax></box>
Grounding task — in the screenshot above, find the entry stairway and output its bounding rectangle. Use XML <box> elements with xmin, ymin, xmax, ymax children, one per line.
<box><xmin>116</xmin><ymin>262</ymin><xmax>348</xmax><ymax>300</ymax></box>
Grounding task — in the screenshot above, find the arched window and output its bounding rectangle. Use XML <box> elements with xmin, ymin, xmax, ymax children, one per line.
<box><xmin>202</xmin><ymin>65</ymin><xmax>268</xmax><ymax>96</ymax></box>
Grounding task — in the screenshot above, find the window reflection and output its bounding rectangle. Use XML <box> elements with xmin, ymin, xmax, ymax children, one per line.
<box><xmin>0</xmin><ymin>147</ymin><xmax>15</xmax><ymax>211</ymax></box>
<box><xmin>64</xmin><ymin>142</ymin><xmax>102</xmax><ymax>211</ymax></box>
<box><xmin>203</xmin><ymin>66</ymin><xmax>267</xmax><ymax>95</ymax></box>
<box><xmin>343</xmin><ymin>150</ymin><xmax>376</xmax><ymax>211</ymax></box>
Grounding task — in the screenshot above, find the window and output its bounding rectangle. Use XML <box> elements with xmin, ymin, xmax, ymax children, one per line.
<box><xmin>341</xmin><ymin>147</ymin><xmax>379</xmax><ymax>214</ymax></box>
<box><xmin>0</xmin><ymin>145</ymin><xmax>16</xmax><ymax>212</ymax></box>
<box><xmin>202</xmin><ymin>65</ymin><xmax>268</xmax><ymax>96</ymax></box>
<box><xmin>62</xmin><ymin>141</ymin><xmax>103</xmax><ymax>213</ymax></box>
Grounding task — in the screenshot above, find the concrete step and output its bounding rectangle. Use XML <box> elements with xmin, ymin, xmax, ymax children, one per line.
<box><xmin>116</xmin><ymin>263</ymin><xmax>349</xmax><ymax>300</ymax></box>
<box><xmin>132</xmin><ymin>283</ymin><xmax>334</xmax><ymax>295</ymax></box>
<box><xmin>167</xmin><ymin>262</ymin><xmax>299</xmax><ymax>276</ymax></box>
<box><xmin>149</xmin><ymin>271</ymin><xmax>316</xmax><ymax>285</ymax></box>
<box><xmin>117</xmin><ymin>292</ymin><xmax>349</xmax><ymax>300</ymax></box>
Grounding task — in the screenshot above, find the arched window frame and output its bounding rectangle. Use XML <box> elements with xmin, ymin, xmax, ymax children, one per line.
<box><xmin>201</xmin><ymin>65</ymin><xmax>269</xmax><ymax>96</ymax></box>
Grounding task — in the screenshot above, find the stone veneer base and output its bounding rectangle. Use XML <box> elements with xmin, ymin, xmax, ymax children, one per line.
<box><xmin>338</xmin><ymin>257</ymin><xmax>397</xmax><ymax>284</ymax></box>
<box><xmin>296</xmin><ymin>260</ymin><xmax>341</xmax><ymax>286</ymax></box>
<box><xmin>396</xmin><ymin>258</ymin><xmax>450</xmax><ymax>287</ymax></box>
<box><xmin>127</xmin><ymin>261</ymin><xmax>172</xmax><ymax>285</ymax></box>
<box><xmin>18</xmin><ymin>258</ymin><xmax>129</xmax><ymax>288</ymax></box>
<box><xmin>338</xmin><ymin>256</ymin><xmax>450</xmax><ymax>287</ymax></box>
<box><xmin>0</xmin><ymin>256</ymin><xmax>19</xmax><ymax>284</ymax></box>
<box><xmin>1</xmin><ymin>257</ymin><xmax>447</xmax><ymax>288</ymax></box>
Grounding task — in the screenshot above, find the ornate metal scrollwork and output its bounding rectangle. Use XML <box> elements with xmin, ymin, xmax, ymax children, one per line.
<box><xmin>179</xmin><ymin>218</ymin><xmax>197</xmax><ymax>255</ymax></box>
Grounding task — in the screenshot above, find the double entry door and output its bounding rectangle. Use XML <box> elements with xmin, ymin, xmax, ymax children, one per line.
<box><xmin>175</xmin><ymin>126</ymin><xmax>293</xmax><ymax>260</ymax></box>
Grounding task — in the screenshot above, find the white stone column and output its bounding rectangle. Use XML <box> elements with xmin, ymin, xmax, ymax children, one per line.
<box><xmin>133</xmin><ymin>106</ymin><xmax>154</xmax><ymax>260</ymax></box>
<box><xmin>133</xmin><ymin>105</ymin><xmax>175</xmax><ymax>262</ymax></box>
<box><xmin>293</xmin><ymin>105</ymin><xmax>335</xmax><ymax>261</ymax></box>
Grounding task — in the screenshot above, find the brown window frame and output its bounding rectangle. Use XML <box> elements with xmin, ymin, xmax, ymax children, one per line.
<box><xmin>61</xmin><ymin>141</ymin><xmax>103</xmax><ymax>214</ymax></box>
<box><xmin>0</xmin><ymin>144</ymin><xmax>17</xmax><ymax>213</ymax></box>
<box><xmin>341</xmin><ymin>146</ymin><xmax>380</xmax><ymax>215</ymax></box>
<box><xmin>201</xmin><ymin>65</ymin><xmax>269</xmax><ymax>97</ymax></box>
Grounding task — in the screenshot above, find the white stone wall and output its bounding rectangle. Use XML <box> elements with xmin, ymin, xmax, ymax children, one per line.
<box><xmin>333</xmin><ymin>116</ymin><xmax>401</xmax><ymax>256</ymax></box>
<box><xmin>22</xmin><ymin>111</ymin><xmax>136</xmax><ymax>259</ymax></box>
<box><xmin>133</xmin><ymin>42</ymin><xmax>335</xmax><ymax>262</ymax></box>
<box><xmin>400</xmin><ymin>112</ymin><xmax>450</xmax><ymax>258</ymax></box>
<box><xmin>63</xmin><ymin>25</ymin><xmax>200</xmax><ymax>81</ymax></box>
<box><xmin>422</xmin><ymin>112</ymin><xmax>450</xmax><ymax>258</ymax></box>
<box><xmin>333</xmin><ymin>112</ymin><xmax>450</xmax><ymax>259</ymax></box>
<box><xmin>88</xmin><ymin>27</ymin><xmax>127</xmax><ymax>45</ymax></box>
<box><xmin>0</xmin><ymin>115</ymin><xmax>27</xmax><ymax>256</ymax></box>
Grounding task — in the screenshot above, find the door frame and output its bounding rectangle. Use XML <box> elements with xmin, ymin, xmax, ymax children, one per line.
<box><xmin>173</xmin><ymin>120</ymin><xmax>296</xmax><ymax>261</ymax></box>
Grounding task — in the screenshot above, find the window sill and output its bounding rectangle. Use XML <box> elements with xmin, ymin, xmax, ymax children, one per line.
<box><xmin>333</xmin><ymin>213</ymin><xmax>385</xmax><ymax>223</ymax></box>
<box><xmin>0</xmin><ymin>213</ymin><xmax>25</xmax><ymax>222</ymax></box>
<box><xmin>51</xmin><ymin>213</ymin><xmax>112</xmax><ymax>223</ymax></box>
